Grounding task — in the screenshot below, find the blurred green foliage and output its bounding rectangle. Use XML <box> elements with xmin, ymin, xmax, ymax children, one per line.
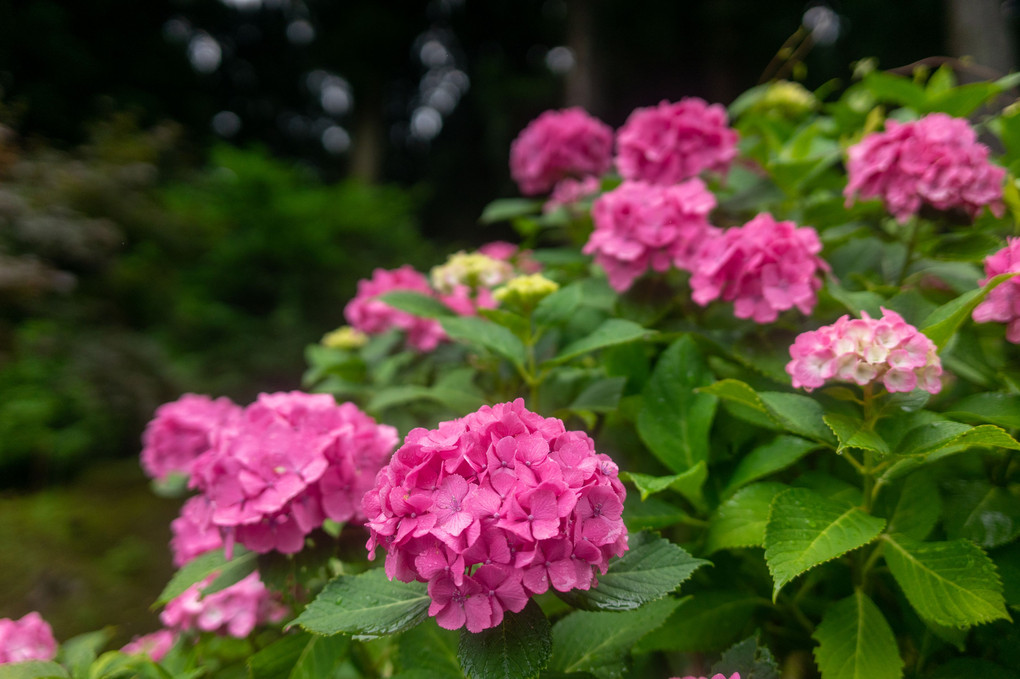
<box><xmin>0</xmin><ymin>114</ymin><xmax>434</xmax><ymax>487</ymax></box>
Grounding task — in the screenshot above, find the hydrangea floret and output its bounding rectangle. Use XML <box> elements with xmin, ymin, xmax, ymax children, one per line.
<box><xmin>615</xmin><ymin>97</ymin><xmax>739</xmax><ymax>185</ymax></box>
<box><xmin>509</xmin><ymin>108</ymin><xmax>614</xmax><ymax>195</ymax></box>
<box><xmin>430</xmin><ymin>251</ymin><xmax>515</xmax><ymax>294</ymax></box>
<box><xmin>321</xmin><ymin>325</ymin><xmax>369</xmax><ymax>350</ymax></box>
<box><xmin>362</xmin><ymin>399</ymin><xmax>628</xmax><ymax>633</ymax></box>
<box><xmin>0</xmin><ymin>612</ymin><xmax>57</xmax><ymax>665</ymax></box>
<box><xmin>160</xmin><ymin>572</ymin><xmax>287</xmax><ymax>638</ymax></box>
<box><xmin>544</xmin><ymin>175</ymin><xmax>601</xmax><ymax>214</ymax></box>
<box><xmin>584</xmin><ymin>179</ymin><xmax>718</xmax><ymax>292</ymax></box>
<box><xmin>843</xmin><ymin>112</ymin><xmax>1005</xmax><ymax>223</ymax></box>
<box><xmin>972</xmin><ymin>237</ymin><xmax>1020</xmax><ymax>343</ymax></box>
<box><xmin>786</xmin><ymin>308</ymin><xmax>942</xmax><ymax>394</ymax></box>
<box><xmin>120</xmin><ymin>630</ymin><xmax>176</xmax><ymax>662</ymax></box>
<box><xmin>493</xmin><ymin>273</ymin><xmax>560</xmax><ymax>311</ymax></box>
<box><xmin>689</xmin><ymin>212</ymin><xmax>828</xmax><ymax>323</ymax></box>
<box><xmin>140</xmin><ymin>394</ymin><xmax>241</xmax><ymax>483</ymax></box>
<box><xmin>188</xmin><ymin>391</ymin><xmax>398</xmax><ymax>554</ymax></box>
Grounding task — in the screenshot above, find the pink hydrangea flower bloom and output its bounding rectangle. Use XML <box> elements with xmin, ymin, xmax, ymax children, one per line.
<box><xmin>786</xmin><ymin>308</ymin><xmax>942</xmax><ymax>394</ymax></box>
<box><xmin>160</xmin><ymin>572</ymin><xmax>287</xmax><ymax>638</ymax></box>
<box><xmin>544</xmin><ymin>176</ymin><xmax>601</xmax><ymax>213</ymax></box>
<box><xmin>121</xmin><ymin>629</ymin><xmax>176</xmax><ymax>662</ymax></box>
<box><xmin>140</xmin><ymin>394</ymin><xmax>241</xmax><ymax>482</ymax></box>
<box><xmin>0</xmin><ymin>612</ymin><xmax>57</xmax><ymax>665</ymax></box>
<box><xmin>189</xmin><ymin>391</ymin><xmax>397</xmax><ymax>554</ymax></box>
<box><xmin>615</xmin><ymin>98</ymin><xmax>739</xmax><ymax>185</ymax></box>
<box><xmin>844</xmin><ymin>113</ymin><xmax>1005</xmax><ymax>223</ymax></box>
<box><xmin>477</xmin><ymin>242</ymin><xmax>542</xmax><ymax>274</ymax></box>
<box><xmin>972</xmin><ymin>238</ymin><xmax>1020</xmax><ymax>343</ymax></box>
<box><xmin>363</xmin><ymin>399</ymin><xmax>628</xmax><ymax>633</ymax></box>
<box><xmin>690</xmin><ymin>213</ymin><xmax>829</xmax><ymax>323</ymax></box>
<box><xmin>583</xmin><ymin>179</ymin><xmax>718</xmax><ymax>292</ymax></box>
<box><xmin>509</xmin><ymin>108</ymin><xmax>614</xmax><ymax>195</ymax></box>
<box><xmin>170</xmin><ymin>495</ymin><xmax>224</xmax><ymax>567</ymax></box>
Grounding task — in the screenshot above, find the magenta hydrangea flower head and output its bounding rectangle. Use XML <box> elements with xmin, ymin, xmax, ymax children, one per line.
<box><xmin>972</xmin><ymin>238</ymin><xmax>1020</xmax><ymax>343</ymax></box>
<box><xmin>362</xmin><ymin>399</ymin><xmax>628</xmax><ymax>633</ymax></box>
<box><xmin>689</xmin><ymin>213</ymin><xmax>829</xmax><ymax>323</ymax></box>
<box><xmin>140</xmin><ymin>394</ymin><xmax>241</xmax><ymax>482</ymax></box>
<box><xmin>786</xmin><ymin>308</ymin><xmax>942</xmax><ymax>394</ymax></box>
<box><xmin>509</xmin><ymin>108</ymin><xmax>614</xmax><ymax>195</ymax></box>
<box><xmin>615</xmin><ymin>98</ymin><xmax>739</xmax><ymax>185</ymax></box>
<box><xmin>583</xmin><ymin>179</ymin><xmax>718</xmax><ymax>292</ymax></box>
<box><xmin>160</xmin><ymin>572</ymin><xmax>287</xmax><ymax>638</ymax></box>
<box><xmin>0</xmin><ymin>612</ymin><xmax>57</xmax><ymax>665</ymax></box>
<box><xmin>121</xmin><ymin>630</ymin><xmax>176</xmax><ymax>662</ymax></box>
<box><xmin>189</xmin><ymin>391</ymin><xmax>398</xmax><ymax>554</ymax></box>
<box><xmin>844</xmin><ymin>112</ymin><xmax>1005</xmax><ymax>223</ymax></box>
<box><xmin>544</xmin><ymin>175</ymin><xmax>601</xmax><ymax>214</ymax></box>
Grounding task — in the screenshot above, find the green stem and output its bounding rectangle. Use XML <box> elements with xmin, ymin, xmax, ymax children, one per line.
<box><xmin>895</xmin><ymin>218</ymin><xmax>920</xmax><ymax>287</ymax></box>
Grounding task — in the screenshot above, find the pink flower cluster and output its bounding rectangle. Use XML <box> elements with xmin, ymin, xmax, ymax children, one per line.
<box><xmin>615</xmin><ymin>98</ymin><xmax>739</xmax><ymax>185</ymax></box>
<box><xmin>188</xmin><ymin>392</ymin><xmax>398</xmax><ymax>554</ymax></box>
<box><xmin>509</xmin><ymin>108</ymin><xmax>614</xmax><ymax>195</ymax></box>
<box><xmin>478</xmin><ymin>241</ymin><xmax>542</xmax><ymax>274</ymax></box>
<box><xmin>344</xmin><ymin>265</ymin><xmax>494</xmax><ymax>352</ymax></box>
<box><xmin>0</xmin><ymin>612</ymin><xmax>56</xmax><ymax>665</ymax></box>
<box><xmin>690</xmin><ymin>213</ymin><xmax>828</xmax><ymax>323</ymax></box>
<box><xmin>972</xmin><ymin>238</ymin><xmax>1020</xmax><ymax>343</ymax></box>
<box><xmin>844</xmin><ymin>113</ymin><xmax>1005</xmax><ymax>223</ymax></box>
<box><xmin>787</xmin><ymin>308</ymin><xmax>942</xmax><ymax>394</ymax></box>
<box><xmin>140</xmin><ymin>394</ymin><xmax>240</xmax><ymax>482</ymax></box>
<box><xmin>121</xmin><ymin>630</ymin><xmax>176</xmax><ymax>662</ymax></box>
<box><xmin>584</xmin><ymin>179</ymin><xmax>718</xmax><ymax>292</ymax></box>
<box><xmin>160</xmin><ymin>573</ymin><xmax>286</xmax><ymax>638</ymax></box>
<box><xmin>544</xmin><ymin>176</ymin><xmax>601</xmax><ymax>214</ymax></box>
<box><xmin>363</xmin><ymin>399</ymin><xmax>628</xmax><ymax>633</ymax></box>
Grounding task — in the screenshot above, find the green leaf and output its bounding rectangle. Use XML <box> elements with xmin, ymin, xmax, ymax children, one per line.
<box><xmin>549</xmin><ymin>319</ymin><xmax>652</xmax><ymax>365</ymax></box>
<box><xmin>723</xmin><ymin>436</ymin><xmax>820</xmax><ymax>496</ymax></box>
<box><xmin>549</xmin><ymin>597</ymin><xmax>679</xmax><ymax>679</ymax></box>
<box><xmin>621</xmin><ymin>463</ymin><xmax>707</xmax><ymax>509</ymax></box>
<box><xmin>440</xmin><ymin>316</ymin><xmax>527</xmax><ymax>371</ymax></box>
<box><xmin>458</xmin><ymin>600</ymin><xmax>551</xmax><ymax>679</ymax></box>
<box><xmin>823</xmin><ymin>414</ymin><xmax>891</xmax><ymax>456</ymax></box>
<box><xmin>886</xmin><ymin>470</ymin><xmax>940</xmax><ymax>540</ymax></box>
<box><xmin>558</xmin><ymin>532</ymin><xmax>709</xmax><ymax>611</ymax></box>
<box><xmin>712</xmin><ymin>634</ymin><xmax>780</xmax><ymax>679</ymax></box>
<box><xmin>896</xmin><ymin>421</ymin><xmax>1020</xmax><ymax>460</ymax></box>
<box><xmin>943</xmin><ymin>480</ymin><xmax>1020</xmax><ymax>549</ymax></box>
<box><xmin>57</xmin><ymin>628</ymin><xmax>113</xmax><ymax>677</ymax></box>
<box><xmin>636</xmin><ymin>336</ymin><xmax>717</xmax><ymax>473</ymax></box>
<box><xmin>765</xmin><ymin>488</ymin><xmax>886</xmax><ymax>599</ymax></box>
<box><xmin>706</xmin><ymin>483</ymin><xmax>788</xmax><ymax>553</ymax></box>
<box><xmin>479</xmin><ymin>198</ymin><xmax>543</xmax><ymax>224</ymax></box>
<box><xmin>378</xmin><ymin>291</ymin><xmax>457</xmax><ymax>318</ymax></box>
<box><xmin>154</xmin><ymin>546</ymin><xmax>256</xmax><ymax>606</ymax></box>
<box><xmin>622</xmin><ymin>493</ymin><xmax>691</xmax><ymax>532</ymax></box>
<box><xmin>569</xmin><ymin>376</ymin><xmax>627</xmax><ymax>413</ymax></box>
<box><xmin>860</xmin><ymin>71</ymin><xmax>927</xmax><ymax>109</ymax></box>
<box><xmin>824</xmin><ymin>278</ymin><xmax>885</xmax><ymax>318</ymax></box>
<box><xmin>946</xmin><ymin>393</ymin><xmax>1020</xmax><ymax>429</ymax></box>
<box><xmin>0</xmin><ymin>662</ymin><xmax>69</xmax><ymax>679</ymax></box>
<box><xmin>533</xmin><ymin>283</ymin><xmax>583</xmax><ymax>328</ymax></box>
<box><xmin>293</xmin><ymin>568</ymin><xmax>431</xmax><ymax>638</ymax></box>
<box><xmin>920</xmin><ymin>272</ymin><xmax>1018</xmax><ymax>351</ymax></box>
<box><xmin>928</xmin><ymin>658</ymin><xmax>1017</xmax><ymax>679</ymax></box>
<box><xmin>699</xmin><ymin>380</ymin><xmax>835</xmax><ymax>446</ymax></box>
<box><xmin>882</xmin><ymin>534</ymin><xmax>1011</xmax><ymax>627</ymax></box>
<box><xmin>812</xmin><ymin>591</ymin><xmax>904</xmax><ymax>679</ymax></box>
<box><xmin>367</xmin><ymin>384</ymin><xmax>485</xmax><ymax>415</ymax></box>
<box><xmin>634</xmin><ymin>591</ymin><xmax>762</xmax><ymax>653</ymax></box>
<box><xmin>396</xmin><ymin>619</ymin><xmax>461</xmax><ymax>679</ymax></box>
<box><xmin>248</xmin><ymin>631</ymin><xmax>350</xmax><ymax>679</ymax></box>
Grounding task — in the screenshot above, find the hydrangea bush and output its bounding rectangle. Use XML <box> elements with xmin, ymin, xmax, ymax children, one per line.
<box><xmin>5</xmin><ymin>64</ymin><xmax>1020</xmax><ymax>679</ymax></box>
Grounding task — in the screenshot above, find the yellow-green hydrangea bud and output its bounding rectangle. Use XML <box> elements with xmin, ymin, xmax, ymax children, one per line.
<box><xmin>494</xmin><ymin>273</ymin><xmax>560</xmax><ymax>310</ymax></box>
<box><xmin>430</xmin><ymin>251</ymin><xmax>515</xmax><ymax>294</ymax></box>
<box><xmin>754</xmin><ymin>80</ymin><xmax>816</xmax><ymax>118</ymax></box>
<box><xmin>321</xmin><ymin>325</ymin><xmax>368</xmax><ymax>350</ymax></box>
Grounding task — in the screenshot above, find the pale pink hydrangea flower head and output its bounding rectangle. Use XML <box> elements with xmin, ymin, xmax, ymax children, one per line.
<box><xmin>345</xmin><ymin>265</ymin><xmax>494</xmax><ymax>352</ymax></box>
<box><xmin>690</xmin><ymin>213</ymin><xmax>829</xmax><ymax>323</ymax></box>
<box><xmin>140</xmin><ymin>394</ymin><xmax>241</xmax><ymax>482</ymax></box>
<box><xmin>0</xmin><ymin>612</ymin><xmax>57</xmax><ymax>665</ymax></box>
<box><xmin>509</xmin><ymin>108</ymin><xmax>614</xmax><ymax>195</ymax></box>
<box><xmin>615</xmin><ymin>98</ymin><xmax>739</xmax><ymax>185</ymax></box>
<box><xmin>121</xmin><ymin>629</ymin><xmax>176</xmax><ymax>662</ymax></box>
<box><xmin>160</xmin><ymin>572</ymin><xmax>287</xmax><ymax>638</ymax></box>
<box><xmin>189</xmin><ymin>391</ymin><xmax>397</xmax><ymax>554</ymax></box>
<box><xmin>844</xmin><ymin>112</ymin><xmax>1005</xmax><ymax>223</ymax></box>
<box><xmin>787</xmin><ymin>308</ymin><xmax>942</xmax><ymax>394</ymax></box>
<box><xmin>972</xmin><ymin>238</ymin><xmax>1020</xmax><ymax>343</ymax></box>
<box><xmin>583</xmin><ymin>179</ymin><xmax>718</xmax><ymax>292</ymax></box>
<box><xmin>363</xmin><ymin>398</ymin><xmax>628</xmax><ymax>633</ymax></box>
